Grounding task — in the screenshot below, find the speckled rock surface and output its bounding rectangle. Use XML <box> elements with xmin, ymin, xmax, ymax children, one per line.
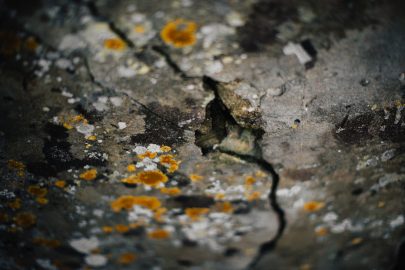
<box><xmin>0</xmin><ymin>0</ymin><xmax>404</xmax><ymax>270</ymax></box>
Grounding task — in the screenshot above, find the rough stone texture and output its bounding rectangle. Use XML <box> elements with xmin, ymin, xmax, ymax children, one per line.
<box><xmin>0</xmin><ymin>0</ymin><xmax>404</xmax><ymax>270</ymax></box>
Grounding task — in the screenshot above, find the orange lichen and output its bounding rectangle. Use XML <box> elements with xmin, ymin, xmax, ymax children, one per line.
<box><xmin>8</xmin><ymin>159</ymin><xmax>25</xmax><ymax>170</ymax></box>
<box><xmin>160</xmin><ymin>145</ymin><xmax>171</xmax><ymax>152</ymax></box>
<box><xmin>160</xmin><ymin>19</ymin><xmax>197</xmax><ymax>48</ymax></box>
<box><xmin>54</xmin><ymin>180</ymin><xmax>66</xmax><ymax>188</ymax></box>
<box><xmin>8</xmin><ymin>198</ymin><xmax>21</xmax><ymax>210</ymax></box>
<box><xmin>159</xmin><ymin>154</ymin><xmax>175</xmax><ymax>165</ymax></box>
<box><xmin>102</xmin><ymin>226</ymin><xmax>113</xmax><ymax>233</ymax></box>
<box><xmin>160</xmin><ymin>187</ymin><xmax>181</xmax><ymax>196</ymax></box>
<box><xmin>7</xmin><ymin>160</ymin><xmax>25</xmax><ymax>177</ymax></box>
<box><xmin>14</xmin><ymin>212</ymin><xmax>36</xmax><ymax>228</ymax></box>
<box><xmin>115</xmin><ymin>224</ymin><xmax>130</xmax><ymax>233</ymax></box>
<box><xmin>27</xmin><ymin>185</ymin><xmax>48</xmax><ymax>198</ymax></box>
<box><xmin>247</xmin><ymin>191</ymin><xmax>261</xmax><ymax>201</ymax></box>
<box><xmin>134</xmin><ymin>25</ymin><xmax>145</xmax><ymax>34</ymax></box>
<box><xmin>168</xmin><ymin>163</ymin><xmax>179</xmax><ymax>173</ymax></box>
<box><xmin>32</xmin><ymin>237</ymin><xmax>61</xmax><ymax>248</ymax></box>
<box><xmin>127</xmin><ymin>164</ymin><xmax>136</xmax><ymax>172</ymax></box>
<box><xmin>315</xmin><ymin>227</ymin><xmax>328</xmax><ymax>237</ymax></box>
<box><xmin>303</xmin><ymin>201</ymin><xmax>325</xmax><ymax>212</ymax></box>
<box><xmin>36</xmin><ymin>197</ymin><xmax>49</xmax><ymax>205</ymax></box>
<box><xmin>189</xmin><ymin>174</ymin><xmax>203</xmax><ymax>182</ymax></box>
<box><xmin>159</xmin><ymin>155</ymin><xmax>180</xmax><ymax>173</ymax></box>
<box><xmin>351</xmin><ymin>237</ymin><xmax>363</xmax><ymax>245</ymax></box>
<box><xmin>216</xmin><ymin>201</ymin><xmax>234</xmax><ymax>213</ymax></box>
<box><xmin>137</xmin><ymin>151</ymin><xmax>157</xmax><ymax>160</ymax></box>
<box><xmin>185</xmin><ymin>208</ymin><xmax>209</xmax><ymax>221</ymax></box>
<box><xmin>154</xmin><ymin>207</ymin><xmax>167</xmax><ymax>222</ymax></box>
<box><xmin>148</xmin><ymin>229</ymin><xmax>170</xmax><ymax>239</ymax></box>
<box><xmin>111</xmin><ymin>195</ymin><xmax>161</xmax><ymax>212</ymax></box>
<box><xmin>117</xmin><ymin>252</ymin><xmax>136</xmax><ymax>265</ymax></box>
<box><xmin>245</xmin><ymin>176</ymin><xmax>256</xmax><ymax>185</ymax></box>
<box><xmin>130</xmin><ymin>170</ymin><xmax>168</xmax><ymax>187</ymax></box>
<box><xmin>103</xmin><ymin>38</ymin><xmax>126</xmax><ymax>51</ymax></box>
<box><xmin>79</xmin><ymin>169</ymin><xmax>97</xmax><ymax>181</ymax></box>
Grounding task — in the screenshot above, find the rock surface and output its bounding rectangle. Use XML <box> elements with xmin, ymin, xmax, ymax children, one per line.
<box><xmin>0</xmin><ymin>0</ymin><xmax>404</xmax><ymax>269</ymax></box>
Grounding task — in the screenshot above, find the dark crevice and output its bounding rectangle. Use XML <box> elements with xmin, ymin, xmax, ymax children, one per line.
<box><xmin>194</xmin><ymin>76</ymin><xmax>286</xmax><ymax>269</ymax></box>
<box><xmin>81</xmin><ymin>54</ymin><xmax>183</xmax><ymax>133</ymax></box>
<box><xmin>86</xmin><ymin>1</ymin><xmax>135</xmax><ymax>48</ymax></box>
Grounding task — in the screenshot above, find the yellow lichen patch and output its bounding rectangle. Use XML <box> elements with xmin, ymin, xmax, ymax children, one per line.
<box><xmin>127</xmin><ymin>164</ymin><xmax>136</xmax><ymax>172</ymax></box>
<box><xmin>216</xmin><ymin>201</ymin><xmax>234</xmax><ymax>213</ymax></box>
<box><xmin>111</xmin><ymin>195</ymin><xmax>162</xmax><ymax>212</ymax></box>
<box><xmin>303</xmin><ymin>201</ymin><xmax>325</xmax><ymax>212</ymax></box>
<box><xmin>137</xmin><ymin>151</ymin><xmax>157</xmax><ymax>160</ymax></box>
<box><xmin>36</xmin><ymin>197</ymin><xmax>49</xmax><ymax>205</ymax></box>
<box><xmin>121</xmin><ymin>175</ymin><xmax>139</xmax><ymax>185</ymax></box>
<box><xmin>185</xmin><ymin>208</ymin><xmax>209</xmax><ymax>221</ymax></box>
<box><xmin>377</xmin><ymin>201</ymin><xmax>385</xmax><ymax>208</ymax></box>
<box><xmin>102</xmin><ymin>226</ymin><xmax>113</xmax><ymax>233</ymax></box>
<box><xmin>134</xmin><ymin>25</ymin><xmax>145</xmax><ymax>34</ymax></box>
<box><xmin>315</xmin><ymin>227</ymin><xmax>328</xmax><ymax>237</ymax></box>
<box><xmin>27</xmin><ymin>185</ymin><xmax>48</xmax><ymax>198</ymax></box>
<box><xmin>86</xmin><ymin>135</ymin><xmax>97</xmax><ymax>141</ymax></box>
<box><xmin>8</xmin><ymin>198</ymin><xmax>21</xmax><ymax>210</ymax></box>
<box><xmin>215</xmin><ymin>193</ymin><xmax>225</xmax><ymax>200</ymax></box>
<box><xmin>115</xmin><ymin>224</ymin><xmax>130</xmax><ymax>233</ymax></box>
<box><xmin>14</xmin><ymin>212</ymin><xmax>36</xmax><ymax>228</ymax></box>
<box><xmin>245</xmin><ymin>176</ymin><xmax>256</xmax><ymax>185</ymax></box>
<box><xmin>247</xmin><ymin>191</ymin><xmax>261</xmax><ymax>201</ymax></box>
<box><xmin>160</xmin><ymin>19</ymin><xmax>197</xmax><ymax>48</ymax></box>
<box><xmin>351</xmin><ymin>237</ymin><xmax>363</xmax><ymax>245</ymax></box>
<box><xmin>160</xmin><ymin>187</ymin><xmax>181</xmax><ymax>196</ymax></box>
<box><xmin>154</xmin><ymin>207</ymin><xmax>167</xmax><ymax>222</ymax></box>
<box><xmin>129</xmin><ymin>222</ymin><xmax>143</xmax><ymax>229</ymax></box>
<box><xmin>79</xmin><ymin>169</ymin><xmax>97</xmax><ymax>181</ymax></box>
<box><xmin>117</xmin><ymin>252</ymin><xmax>136</xmax><ymax>265</ymax></box>
<box><xmin>54</xmin><ymin>180</ymin><xmax>66</xmax><ymax>188</ymax></box>
<box><xmin>103</xmin><ymin>38</ymin><xmax>126</xmax><ymax>51</ymax></box>
<box><xmin>160</xmin><ymin>145</ymin><xmax>171</xmax><ymax>152</ymax></box>
<box><xmin>255</xmin><ymin>170</ymin><xmax>267</xmax><ymax>178</ymax></box>
<box><xmin>148</xmin><ymin>229</ymin><xmax>170</xmax><ymax>239</ymax></box>
<box><xmin>32</xmin><ymin>237</ymin><xmax>61</xmax><ymax>248</ymax></box>
<box><xmin>63</xmin><ymin>122</ymin><xmax>74</xmax><ymax>130</ymax></box>
<box><xmin>134</xmin><ymin>170</ymin><xmax>168</xmax><ymax>187</ymax></box>
<box><xmin>71</xmin><ymin>114</ymin><xmax>86</xmax><ymax>123</ymax></box>
<box><xmin>189</xmin><ymin>174</ymin><xmax>203</xmax><ymax>182</ymax></box>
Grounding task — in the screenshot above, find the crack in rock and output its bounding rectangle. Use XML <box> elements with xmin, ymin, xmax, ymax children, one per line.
<box><xmin>194</xmin><ymin>76</ymin><xmax>286</xmax><ymax>269</ymax></box>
